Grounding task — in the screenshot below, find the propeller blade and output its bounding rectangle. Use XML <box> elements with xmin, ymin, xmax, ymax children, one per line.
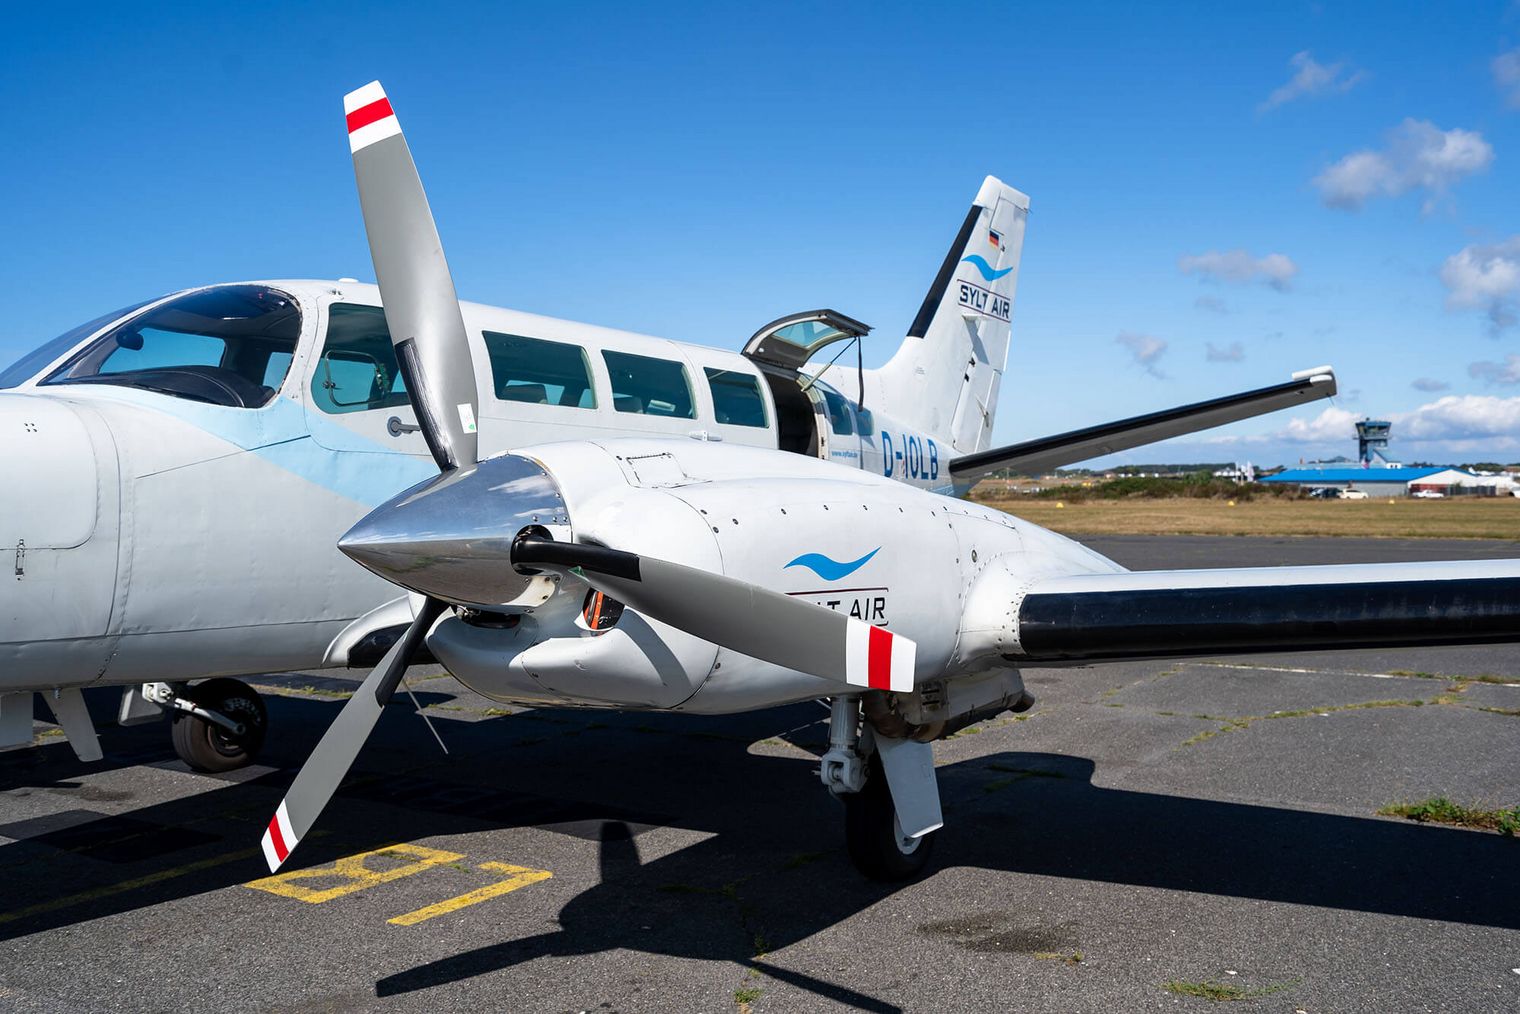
<box><xmin>260</xmin><ymin>598</ymin><xmax>446</xmax><ymax>872</ymax></box>
<box><xmin>345</xmin><ymin>81</ymin><xmax>479</xmax><ymax>471</ymax></box>
<box><xmin>512</xmin><ymin>538</ymin><xmax>915</xmax><ymax>693</ymax></box>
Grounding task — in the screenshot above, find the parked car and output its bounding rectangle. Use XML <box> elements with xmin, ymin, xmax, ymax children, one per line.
<box><xmin>1411</xmin><ymin>489</ymin><xmax>1445</xmax><ymax>499</ymax></box>
<box><xmin>1338</xmin><ymin>488</ymin><xmax>1369</xmax><ymax>500</ymax></box>
<box><xmin>1307</xmin><ymin>486</ymin><xmax>1338</xmax><ymax>499</ymax></box>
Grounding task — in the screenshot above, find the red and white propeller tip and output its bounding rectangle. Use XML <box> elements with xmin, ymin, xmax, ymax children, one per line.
<box><xmin>344</xmin><ymin>80</ymin><xmax>401</xmax><ymax>153</ymax></box>
<box><xmin>845</xmin><ymin>622</ymin><xmax>915</xmax><ymax>694</ymax></box>
<box><xmin>261</xmin><ymin>800</ymin><xmax>300</xmax><ymax>872</ymax></box>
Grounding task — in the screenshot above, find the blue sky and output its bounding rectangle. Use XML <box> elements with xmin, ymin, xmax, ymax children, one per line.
<box><xmin>3</xmin><ymin>1</ymin><xmax>1520</xmax><ymax>466</ymax></box>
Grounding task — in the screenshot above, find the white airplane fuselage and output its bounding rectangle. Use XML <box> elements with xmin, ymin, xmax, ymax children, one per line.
<box><xmin>0</xmin><ymin>271</ymin><xmax>1051</xmax><ymax>701</ymax></box>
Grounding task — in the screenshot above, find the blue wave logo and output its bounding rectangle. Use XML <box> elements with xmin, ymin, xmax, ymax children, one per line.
<box><xmin>784</xmin><ymin>548</ymin><xmax>880</xmax><ymax>581</ymax></box>
<box><xmin>961</xmin><ymin>254</ymin><xmax>1012</xmax><ymax>281</ymax></box>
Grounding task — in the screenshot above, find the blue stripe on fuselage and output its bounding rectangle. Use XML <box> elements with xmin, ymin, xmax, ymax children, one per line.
<box><xmin>53</xmin><ymin>387</ymin><xmax>435</xmax><ymax>508</ymax></box>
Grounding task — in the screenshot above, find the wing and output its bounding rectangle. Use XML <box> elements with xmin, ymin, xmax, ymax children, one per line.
<box><xmin>948</xmin><ymin>366</ymin><xmax>1336</xmax><ymax>481</ymax></box>
<box><xmin>1001</xmin><ymin>559</ymin><xmax>1520</xmax><ymax>663</ymax></box>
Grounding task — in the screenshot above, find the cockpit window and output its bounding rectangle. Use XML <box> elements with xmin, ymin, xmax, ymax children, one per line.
<box><xmin>41</xmin><ymin>286</ymin><xmax>300</xmax><ymax>408</ymax></box>
<box><xmin>310</xmin><ymin>304</ymin><xmax>409</xmax><ymax>415</ymax></box>
<box><xmin>0</xmin><ymin>300</ymin><xmax>153</xmax><ymax>389</ymax></box>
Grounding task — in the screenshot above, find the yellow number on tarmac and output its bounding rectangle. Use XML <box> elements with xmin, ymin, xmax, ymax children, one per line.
<box><xmin>388</xmin><ymin>862</ymin><xmax>553</xmax><ymax>926</ymax></box>
<box><xmin>243</xmin><ymin>843</ymin><xmax>464</xmax><ymax>904</ymax></box>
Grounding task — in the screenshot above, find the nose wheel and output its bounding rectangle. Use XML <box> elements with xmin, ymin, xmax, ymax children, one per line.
<box><xmin>843</xmin><ymin>752</ymin><xmax>937</xmax><ymax>882</ymax></box>
<box><xmin>169</xmin><ymin>677</ymin><xmax>268</xmax><ymax>772</ymax></box>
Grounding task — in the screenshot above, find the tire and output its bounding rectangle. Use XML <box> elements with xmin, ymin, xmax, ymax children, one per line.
<box><xmin>843</xmin><ymin>753</ymin><xmax>936</xmax><ymax>882</ymax></box>
<box><xmin>170</xmin><ymin>678</ymin><xmax>268</xmax><ymax>772</ymax></box>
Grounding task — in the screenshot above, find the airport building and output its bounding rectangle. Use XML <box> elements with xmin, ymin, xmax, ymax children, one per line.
<box><xmin>1260</xmin><ymin>418</ymin><xmax>1512</xmax><ymax>497</ymax></box>
<box><xmin>1261</xmin><ymin>465</ymin><xmax>1474</xmax><ymax>497</ymax></box>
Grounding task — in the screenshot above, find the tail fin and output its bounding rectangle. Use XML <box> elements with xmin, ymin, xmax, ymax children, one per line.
<box><xmin>873</xmin><ymin>177</ymin><xmax>1029</xmax><ymax>454</ymax></box>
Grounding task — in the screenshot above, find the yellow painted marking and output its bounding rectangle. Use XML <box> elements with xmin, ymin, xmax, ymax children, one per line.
<box><xmin>0</xmin><ymin>847</ymin><xmax>260</xmax><ymax>925</ymax></box>
<box><xmin>243</xmin><ymin>843</ymin><xmax>462</xmax><ymax>904</ymax></box>
<box><xmin>388</xmin><ymin>861</ymin><xmax>552</xmax><ymax>926</ymax></box>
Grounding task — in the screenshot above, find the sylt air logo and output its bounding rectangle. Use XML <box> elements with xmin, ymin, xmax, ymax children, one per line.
<box><xmin>784</xmin><ymin>548</ymin><xmax>889</xmax><ymax>624</ymax></box>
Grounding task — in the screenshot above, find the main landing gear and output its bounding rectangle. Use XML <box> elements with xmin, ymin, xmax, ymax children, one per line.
<box><xmin>131</xmin><ymin>679</ymin><xmax>268</xmax><ymax>772</ymax></box>
<box><xmin>820</xmin><ymin>697</ymin><xmax>940</xmax><ymax>882</ymax></box>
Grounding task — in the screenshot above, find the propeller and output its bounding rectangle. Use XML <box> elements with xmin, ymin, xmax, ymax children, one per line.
<box><xmin>511</xmin><ymin>536</ymin><xmax>916</xmax><ymax>694</ymax></box>
<box><xmin>261</xmin><ymin>597</ymin><xmax>445</xmax><ymax>871</ymax></box>
<box><xmin>263</xmin><ymin>81</ymin><xmax>916</xmax><ymax>872</ymax></box>
<box><xmin>263</xmin><ymin>81</ymin><xmax>477</xmax><ymax>872</ymax></box>
<box><xmin>345</xmin><ymin>80</ymin><xmax>478</xmax><ymax>471</ymax></box>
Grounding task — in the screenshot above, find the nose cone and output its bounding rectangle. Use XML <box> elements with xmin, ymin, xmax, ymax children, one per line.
<box><xmin>339</xmin><ymin>453</ymin><xmax>570</xmax><ymax>607</ymax></box>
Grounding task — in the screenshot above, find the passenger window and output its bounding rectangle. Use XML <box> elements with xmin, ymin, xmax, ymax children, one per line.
<box><xmin>484</xmin><ymin>332</ymin><xmax>596</xmax><ymax>408</ymax></box>
<box><xmin>855</xmin><ymin>405</ymin><xmax>875</xmax><ymax>437</ymax></box>
<box><xmin>312</xmin><ymin>304</ymin><xmax>408</xmax><ymax>415</ymax></box>
<box><xmin>822</xmin><ymin>388</ymin><xmax>855</xmax><ymax>436</ymax></box>
<box><xmin>704</xmin><ymin>367</ymin><xmax>767</xmax><ymax>427</ymax></box>
<box><xmin>602</xmin><ymin>350</ymin><xmax>694</xmax><ymax>418</ymax></box>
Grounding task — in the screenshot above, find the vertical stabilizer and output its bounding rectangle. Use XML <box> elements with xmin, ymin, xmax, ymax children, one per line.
<box><xmin>873</xmin><ymin>177</ymin><xmax>1028</xmax><ymax>454</ymax></box>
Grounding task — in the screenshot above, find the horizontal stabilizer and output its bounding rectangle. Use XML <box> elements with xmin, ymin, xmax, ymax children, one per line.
<box><xmin>1007</xmin><ymin>559</ymin><xmax>1520</xmax><ymax>663</ymax></box>
<box><xmin>948</xmin><ymin>366</ymin><xmax>1336</xmax><ymax>480</ymax></box>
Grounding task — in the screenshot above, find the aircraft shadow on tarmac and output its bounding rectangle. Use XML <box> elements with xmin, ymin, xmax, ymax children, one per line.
<box><xmin>2</xmin><ymin>692</ymin><xmax>1517</xmax><ymax>1010</ymax></box>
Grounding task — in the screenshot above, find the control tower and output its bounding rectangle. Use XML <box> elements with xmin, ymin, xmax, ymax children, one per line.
<box><xmin>1357</xmin><ymin>419</ymin><xmax>1391</xmax><ymax>465</ymax></box>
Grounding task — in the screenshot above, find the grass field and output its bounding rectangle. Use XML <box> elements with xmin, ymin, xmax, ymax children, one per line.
<box><xmin>975</xmin><ymin>494</ymin><xmax>1520</xmax><ymax>539</ymax></box>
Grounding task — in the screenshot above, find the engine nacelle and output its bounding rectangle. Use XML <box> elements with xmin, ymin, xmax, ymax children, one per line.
<box><xmin>349</xmin><ymin>438</ymin><xmax>1120</xmax><ymax>715</ymax></box>
<box><xmin>421</xmin><ymin>439</ymin><xmax>1036</xmax><ymax>713</ymax></box>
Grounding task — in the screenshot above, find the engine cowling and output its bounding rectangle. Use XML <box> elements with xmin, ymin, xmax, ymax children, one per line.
<box><xmin>342</xmin><ymin>438</ymin><xmax>1034</xmax><ymax>712</ymax></box>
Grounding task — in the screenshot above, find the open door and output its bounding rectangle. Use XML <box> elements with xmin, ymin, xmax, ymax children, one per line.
<box><xmin>742</xmin><ymin>309</ymin><xmax>872</xmax><ymax>371</ymax></box>
<box><xmin>743</xmin><ymin>309</ymin><xmax>870</xmax><ymax>460</ymax></box>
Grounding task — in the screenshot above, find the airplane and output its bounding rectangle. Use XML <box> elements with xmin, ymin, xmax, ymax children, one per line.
<box><xmin>258</xmin><ymin>81</ymin><xmax>1520</xmax><ymax>882</ymax></box>
<box><xmin>0</xmin><ymin>95</ymin><xmax>1347</xmax><ymax>776</ymax></box>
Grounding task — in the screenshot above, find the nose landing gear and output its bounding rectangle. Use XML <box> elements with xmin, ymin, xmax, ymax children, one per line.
<box><xmin>844</xmin><ymin>752</ymin><xmax>938</xmax><ymax>881</ymax></box>
<box><xmin>820</xmin><ymin>697</ymin><xmax>941</xmax><ymax>882</ymax></box>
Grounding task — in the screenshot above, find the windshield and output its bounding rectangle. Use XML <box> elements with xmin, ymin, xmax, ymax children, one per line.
<box><xmin>42</xmin><ymin>286</ymin><xmax>301</xmax><ymax>408</ymax></box>
<box><xmin>0</xmin><ymin>300</ymin><xmax>153</xmax><ymax>389</ymax></box>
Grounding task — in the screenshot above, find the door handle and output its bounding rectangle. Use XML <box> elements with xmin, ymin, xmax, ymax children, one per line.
<box><xmin>387</xmin><ymin>416</ymin><xmax>421</xmax><ymax>436</ymax></box>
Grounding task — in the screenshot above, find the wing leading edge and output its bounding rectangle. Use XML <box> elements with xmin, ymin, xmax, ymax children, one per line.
<box><xmin>948</xmin><ymin>366</ymin><xmax>1336</xmax><ymax>481</ymax></box>
<box><xmin>1003</xmin><ymin>559</ymin><xmax>1520</xmax><ymax>663</ymax></box>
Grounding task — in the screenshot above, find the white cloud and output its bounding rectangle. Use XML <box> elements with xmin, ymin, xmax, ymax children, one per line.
<box><xmin>1205</xmin><ymin>341</ymin><xmax>1246</xmax><ymax>362</ymax></box>
<box><xmin>1260</xmin><ymin>51</ymin><xmax>1366</xmax><ymax>112</ymax></box>
<box><xmin>1272</xmin><ymin>395</ymin><xmax>1520</xmax><ymax>446</ymax></box>
<box><xmin>1496</xmin><ymin>47</ymin><xmax>1520</xmax><ymax>109</ymax></box>
<box><xmin>1276</xmin><ymin>406</ymin><xmax>1361</xmax><ymax>443</ymax></box>
<box><xmin>1116</xmin><ymin>331</ymin><xmax>1167</xmax><ymax>378</ymax></box>
<box><xmin>1313</xmin><ymin>119</ymin><xmax>1493</xmax><ymax>211</ymax></box>
<box><xmin>1397</xmin><ymin>395</ymin><xmax>1520</xmax><ymax>441</ymax></box>
<box><xmin>1468</xmin><ymin>354</ymin><xmax>1520</xmax><ymax>385</ymax></box>
<box><xmin>1440</xmin><ymin>237</ymin><xmax>1520</xmax><ymax>333</ymax></box>
<box><xmin>1411</xmin><ymin>377</ymin><xmax>1450</xmax><ymax>392</ymax></box>
<box><xmin>1131</xmin><ymin>394</ymin><xmax>1520</xmax><ymax>463</ymax></box>
<box><xmin>1179</xmin><ymin>250</ymin><xmax>1299</xmax><ymax>291</ymax></box>
<box><xmin>1194</xmin><ymin>295</ymin><xmax>1231</xmax><ymax>314</ymax></box>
